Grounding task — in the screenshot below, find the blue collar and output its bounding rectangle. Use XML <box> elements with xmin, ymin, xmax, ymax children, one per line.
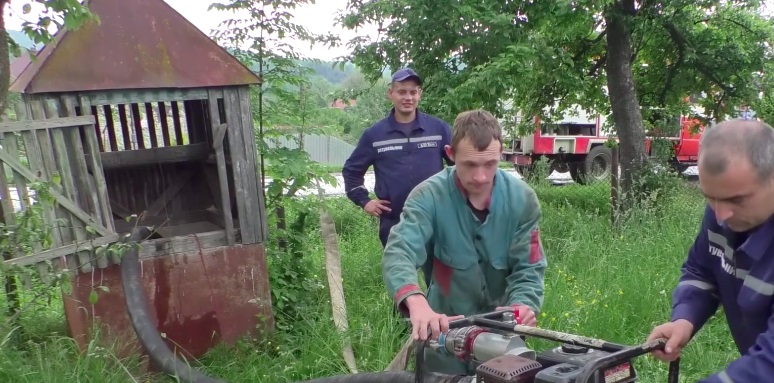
<box><xmin>386</xmin><ymin>108</ymin><xmax>426</xmax><ymax>132</ymax></box>
<box><xmin>740</xmin><ymin>213</ymin><xmax>774</xmax><ymax>261</ymax></box>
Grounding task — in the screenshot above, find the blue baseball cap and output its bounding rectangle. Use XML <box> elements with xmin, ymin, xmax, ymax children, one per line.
<box><xmin>391</xmin><ymin>68</ymin><xmax>422</xmax><ymax>85</ymax></box>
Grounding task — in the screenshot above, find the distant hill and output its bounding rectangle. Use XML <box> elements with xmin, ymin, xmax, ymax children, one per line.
<box><xmin>300</xmin><ymin>60</ymin><xmax>358</xmax><ymax>84</ymax></box>
<box><xmin>241</xmin><ymin>56</ymin><xmax>389</xmax><ymax>86</ymax></box>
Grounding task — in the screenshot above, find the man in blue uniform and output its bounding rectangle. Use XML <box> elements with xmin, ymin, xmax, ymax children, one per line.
<box><xmin>647</xmin><ymin>119</ymin><xmax>774</xmax><ymax>382</ymax></box>
<box><xmin>342</xmin><ymin>68</ymin><xmax>454</xmax><ymax>283</ymax></box>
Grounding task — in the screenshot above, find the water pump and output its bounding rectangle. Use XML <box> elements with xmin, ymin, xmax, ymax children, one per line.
<box><xmin>414</xmin><ymin>309</ymin><xmax>680</xmax><ymax>383</ymax></box>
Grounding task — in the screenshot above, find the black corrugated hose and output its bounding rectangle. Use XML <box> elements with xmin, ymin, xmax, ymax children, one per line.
<box><xmin>120</xmin><ymin>227</ymin><xmax>463</xmax><ymax>383</ymax></box>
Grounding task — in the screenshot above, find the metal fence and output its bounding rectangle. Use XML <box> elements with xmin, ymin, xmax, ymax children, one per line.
<box><xmin>265</xmin><ymin>134</ymin><xmax>356</xmax><ymax>167</ymax></box>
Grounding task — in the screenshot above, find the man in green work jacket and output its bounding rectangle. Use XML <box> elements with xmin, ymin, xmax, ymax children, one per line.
<box><xmin>382</xmin><ymin>109</ymin><xmax>547</xmax><ymax>375</ymax></box>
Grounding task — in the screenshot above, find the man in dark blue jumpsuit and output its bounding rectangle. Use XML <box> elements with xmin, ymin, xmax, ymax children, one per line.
<box><xmin>342</xmin><ymin>68</ymin><xmax>454</xmax><ymax>287</ymax></box>
<box><xmin>648</xmin><ymin>119</ymin><xmax>774</xmax><ymax>382</ymax></box>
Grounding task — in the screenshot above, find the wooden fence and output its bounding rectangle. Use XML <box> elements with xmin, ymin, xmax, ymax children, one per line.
<box><xmin>0</xmin><ymin>99</ymin><xmax>119</xmax><ymax>283</ymax></box>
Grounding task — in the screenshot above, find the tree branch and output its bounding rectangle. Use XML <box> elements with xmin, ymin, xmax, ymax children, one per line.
<box><xmin>662</xmin><ymin>21</ymin><xmax>734</xmax><ymax>95</ymax></box>
<box><xmin>658</xmin><ymin>36</ymin><xmax>686</xmax><ymax>106</ymax></box>
<box><xmin>572</xmin><ymin>29</ymin><xmax>607</xmax><ymax>63</ymax></box>
<box><xmin>718</xmin><ymin>16</ymin><xmax>757</xmax><ymax>35</ymax></box>
<box><xmin>622</xmin><ymin>0</ymin><xmax>638</xmax><ymax>15</ymax></box>
<box><xmin>589</xmin><ymin>52</ymin><xmax>607</xmax><ymax>77</ymax></box>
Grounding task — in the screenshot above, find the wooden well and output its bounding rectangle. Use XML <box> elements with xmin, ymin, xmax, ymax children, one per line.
<box><xmin>3</xmin><ymin>0</ymin><xmax>274</xmax><ymax>360</ymax></box>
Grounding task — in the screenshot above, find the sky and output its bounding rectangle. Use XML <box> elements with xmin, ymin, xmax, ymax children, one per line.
<box><xmin>2</xmin><ymin>0</ymin><xmax>381</xmax><ymax>62</ymax></box>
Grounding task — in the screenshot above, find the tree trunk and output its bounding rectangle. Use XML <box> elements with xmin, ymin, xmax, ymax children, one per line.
<box><xmin>275</xmin><ymin>204</ymin><xmax>288</xmax><ymax>253</ymax></box>
<box><xmin>0</xmin><ymin>0</ymin><xmax>11</xmax><ymax>116</ymax></box>
<box><xmin>604</xmin><ymin>2</ymin><xmax>647</xmax><ymax>212</ymax></box>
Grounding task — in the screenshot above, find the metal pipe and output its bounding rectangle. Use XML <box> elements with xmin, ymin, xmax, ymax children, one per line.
<box><xmin>120</xmin><ymin>227</ymin><xmax>225</xmax><ymax>383</ymax></box>
<box><xmin>472</xmin><ymin>318</ymin><xmax>628</xmax><ymax>353</ymax></box>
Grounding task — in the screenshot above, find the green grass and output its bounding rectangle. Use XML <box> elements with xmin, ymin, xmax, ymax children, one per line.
<box><xmin>0</xmin><ymin>180</ymin><xmax>737</xmax><ymax>382</ymax></box>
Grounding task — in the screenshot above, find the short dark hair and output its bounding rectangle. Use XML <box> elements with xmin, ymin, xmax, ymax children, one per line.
<box><xmin>451</xmin><ymin>109</ymin><xmax>503</xmax><ymax>151</ymax></box>
<box><xmin>699</xmin><ymin>119</ymin><xmax>774</xmax><ymax>181</ymax></box>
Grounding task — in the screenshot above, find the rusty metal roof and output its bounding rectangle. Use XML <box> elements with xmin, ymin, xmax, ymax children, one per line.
<box><xmin>10</xmin><ymin>0</ymin><xmax>261</xmax><ymax>94</ymax></box>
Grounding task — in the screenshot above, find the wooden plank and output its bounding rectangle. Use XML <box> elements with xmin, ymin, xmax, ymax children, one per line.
<box><xmin>145</xmin><ymin>103</ymin><xmax>158</xmax><ymax>148</ymax></box>
<box><xmin>84</xmin><ymin>88</ymin><xmax>208</xmax><ymax>106</ymax></box>
<box><xmin>130</xmin><ymin>103</ymin><xmax>145</xmax><ymax>149</ymax></box>
<box><xmin>118</xmin><ymin>104</ymin><xmax>132</xmax><ymax>150</ymax></box>
<box><xmin>39</xmin><ymin>100</ymin><xmax>73</xmax><ymax>275</ymax></box>
<box><xmin>238</xmin><ymin>85</ymin><xmax>267</xmax><ymax>242</ymax></box>
<box><xmin>94</xmin><ymin>143</ymin><xmax>208</xmax><ymax>169</ymax></box>
<box><xmin>2</xmin><ymin>234</ymin><xmax>121</xmax><ymax>267</ymax></box>
<box><xmin>3</xmin><ymin>107</ymin><xmax>30</xmax><ymax>210</ymax></box>
<box><xmin>0</xmin><ymin>125</ymin><xmax>112</xmax><ymax>237</ymax></box>
<box><xmin>103</xmin><ymin>105</ymin><xmax>118</xmax><ymax>151</ymax></box>
<box><xmin>158</xmin><ymin>102</ymin><xmax>171</xmax><ymax>146</ymax></box>
<box><xmin>203</xmin><ymin>165</ymin><xmax>223</xmax><ymax>212</ymax></box>
<box><xmin>113</xmin><ymin>209</ymin><xmax>215</xmax><ymax>233</ymax></box>
<box><xmin>37</xmin><ymin>103</ymin><xmax>62</xmax><ymax>182</ymax></box>
<box><xmin>0</xmin><ymin>107</ymin><xmax>14</xmax><ymax>225</ymax></box>
<box><xmin>22</xmin><ymin>101</ymin><xmax>53</xmax><ymax>282</ymax></box>
<box><xmin>66</xmin><ymin>127</ymin><xmax>102</xmax><ymax>228</ymax></box>
<box><xmin>91</xmin><ymin>105</ymin><xmax>104</xmax><ymax>152</ymax></box>
<box><xmin>0</xmin><ymin>137</ymin><xmax>14</xmax><ymax>224</ymax></box>
<box><xmin>0</xmin><ymin>115</ymin><xmax>95</xmax><ymax>134</ymax></box>
<box><xmin>78</xmin><ymin>97</ymin><xmax>115</xmax><ymax>232</ymax></box>
<box><xmin>137</xmin><ymin>229</ymin><xmax>235</xmax><ymax>259</ymax></box>
<box><xmin>24</xmin><ymin>101</ymin><xmax>62</xmax><ymax>279</ymax></box>
<box><xmin>58</xmin><ymin>96</ymin><xmax>100</xmax><ymax>272</ymax></box>
<box><xmin>154</xmin><ymin>221</ymin><xmax>223</xmax><ymax>238</ymax></box>
<box><xmin>213</xmin><ymin>123</ymin><xmax>227</xmax><ymax>150</ymax></box>
<box><xmin>79</xmin><ymin>96</ymin><xmax>117</xmax><ymax>266</ymax></box>
<box><xmin>144</xmin><ymin>167</ymin><xmax>196</xmax><ymax>216</ymax></box>
<box><xmin>0</xmin><ymin>107</ymin><xmax>20</xmax><ymax>287</ymax></box>
<box><xmin>42</xmin><ymin>100</ymin><xmax>79</xmax><ymax>272</ymax></box>
<box><xmin>57</xmin><ymin>99</ymin><xmax>99</xmax><ymax>221</ymax></box>
<box><xmin>224</xmin><ymin>88</ymin><xmax>254</xmax><ymax>243</ymax></box>
<box><xmin>203</xmin><ymin>208</ymin><xmax>228</xmax><ymax>229</ymax></box>
<box><xmin>207</xmin><ymin>89</ymin><xmax>234</xmax><ymax>246</ymax></box>
<box><xmin>171</xmin><ymin>101</ymin><xmax>183</xmax><ymax>145</ymax></box>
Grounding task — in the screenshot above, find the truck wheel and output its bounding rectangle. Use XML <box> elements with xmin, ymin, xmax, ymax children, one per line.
<box><xmin>584</xmin><ymin>145</ymin><xmax>612</xmax><ymax>182</ymax></box>
<box><xmin>571</xmin><ymin>146</ymin><xmax>612</xmax><ymax>185</ymax></box>
<box><xmin>569</xmin><ymin>162</ymin><xmax>586</xmax><ymax>184</ymax></box>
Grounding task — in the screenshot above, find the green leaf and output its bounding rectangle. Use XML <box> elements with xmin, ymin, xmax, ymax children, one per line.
<box><xmin>88</xmin><ymin>289</ymin><xmax>99</xmax><ymax>305</ymax></box>
<box><xmin>51</xmin><ymin>172</ymin><xmax>61</xmax><ymax>186</ymax></box>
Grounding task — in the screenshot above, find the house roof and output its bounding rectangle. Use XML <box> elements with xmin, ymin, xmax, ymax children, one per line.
<box><xmin>10</xmin><ymin>0</ymin><xmax>261</xmax><ymax>94</ymax></box>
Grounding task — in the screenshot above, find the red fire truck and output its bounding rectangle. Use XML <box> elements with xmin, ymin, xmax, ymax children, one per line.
<box><xmin>502</xmin><ymin>109</ymin><xmax>704</xmax><ymax>184</ymax></box>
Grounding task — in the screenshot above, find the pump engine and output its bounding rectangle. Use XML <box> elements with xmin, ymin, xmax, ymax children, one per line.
<box><xmin>416</xmin><ymin>310</ymin><xmax>679</xmax><ymax>383</ymax></box>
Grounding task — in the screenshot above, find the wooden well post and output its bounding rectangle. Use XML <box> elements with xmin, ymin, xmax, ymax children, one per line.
<box><xmin>3</xmin><ymin>0</ymin><xmax>274</xmax><ymax>360</ymax></box>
